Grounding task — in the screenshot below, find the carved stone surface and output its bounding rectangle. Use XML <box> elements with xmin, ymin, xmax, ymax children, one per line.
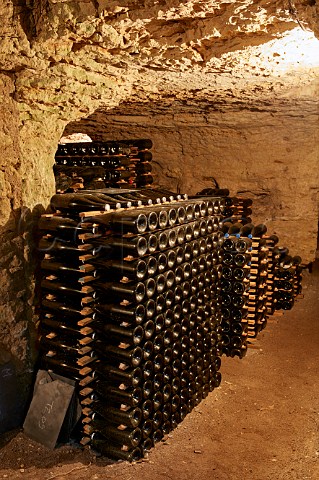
<box><xmin>0</xmin><ymin>1</ymin><xmax>318</xmax><ymax>399</ymax></box>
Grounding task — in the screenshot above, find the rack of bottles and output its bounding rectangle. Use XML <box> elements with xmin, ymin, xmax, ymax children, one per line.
<box><xmin>37</xmin><ymin>187</ymin><xmax>230</xmax><ymax>461</ymax></box>
<box><xmin>54</xmin><ymin>139</ymin><xmax>153</xmax><ymax>193</ymax></box>
<box><xmin>272</xmin><ymin>249</ymin><xmax>302</xmax><ymax>311</ymax></box>
<box><xmin>37</xmin><ymin>186</ymin><xmax>303</xmax><ymax>462</ymax></box>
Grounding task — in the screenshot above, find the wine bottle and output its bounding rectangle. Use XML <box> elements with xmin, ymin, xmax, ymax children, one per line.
<box><xmin>95</xmin><ymin>257</ymin><xmax>148</xmax><ymax>282</ymax></box>
<box><xmin>96</xmin><ymin>323</ymin><xmax>145</xmax><ymax>346</ymax></box>
<box><xmin>40</xmin><ymin>354</ymin><xmax>93</xmax><ymax>380</ymax></box>
<box><xmin>40</xmin><ymin>317</ymin><xmax>94</xmax><ymax>338</ymax></box>
<box><xmin>88</xmin><ymin>404</ymin><xmax>143</xmax><ymax>428</ymax></box>
<box><xmin>90</xmin><ymin>434</ymin><xmax>142</xmax><ymax>462</ymax></box>
<box><xmin>50</xmin><ymin>192</ymin><xmax>122</xmax><ymax>212</ymax></box>
<box><xmin>142</xmin><ymin>399</ymin><xmax>153</xmax><ymax>420</ymax></box>
<box><xmin>91</xmin><ymin>234</ymin><xmax>148</xmax><ymax>258</ymax></box>
<box><xmin>93</xmin><ymin>280</ymin><xmax>146</xmax><ymax>303</ymax></box>
<box><xmin>94</xmin><ymin>383</ymin><xmax>143</xmax><ymax>408</ymax></box>
<box><xmin>39</xmin><ymin>332</ymin><xmax>93</xmax><ymax>357</ymax></box>
<box><xmin>84</xmin><ymin>417</ymin><xmax>142</xmax><ymax>448</ymax></box>
<box><xmin>42</xmin><ymin>299</ymin><xmax>93</xmax><ymax>319</ymax></box>
<box><xmin>38</xmin><ymin>238</ymin><xmax>94</xmax><ymax>256</ymax></box>
<box><xmin>93</xmin><ymin>342</ymin><xmax>143</xmax><ymax>368</ymax></box>
<box><xmin>94</xmin><ymin>303</ymin><xmax>145</xmax><ymax>324</ymax></box>
<box><xmin>252</xmin><ymin>224</ymin><xmax>267</xmax><ymax>238</ymax></box>
<box><xmin>94</xmin><ymin>362</ymin><xmax>143</xmax><ymax>387</ymax></box>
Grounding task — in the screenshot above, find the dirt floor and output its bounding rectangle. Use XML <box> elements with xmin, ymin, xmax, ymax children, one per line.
<box><xmin>0</xmin><ymin>266</ymin><xmax>318</xmax><ymax>480</ymax></box>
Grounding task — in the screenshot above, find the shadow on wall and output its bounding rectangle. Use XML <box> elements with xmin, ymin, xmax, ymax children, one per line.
<box><xmin>0</xmin><ymin>203</ymin><xmax>48</xmax><ymax>433</ymax></box>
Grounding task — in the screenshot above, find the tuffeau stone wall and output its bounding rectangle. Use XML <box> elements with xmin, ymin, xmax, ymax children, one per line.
<box><xmin>0</xmin><ymin>0</ymin><xmax>318</xmax><ymax>412</ymax></box>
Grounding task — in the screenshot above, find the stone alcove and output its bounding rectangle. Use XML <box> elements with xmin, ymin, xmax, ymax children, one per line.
<box><xmin>0</xmin><ymin>0</ymin><xmax>318</xmax><ymax>417</ymax></box>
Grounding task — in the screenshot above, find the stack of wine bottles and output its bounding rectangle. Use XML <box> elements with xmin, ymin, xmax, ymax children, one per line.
<box><xmin>263</xmin><ymin>234</ymin><xmax>279</xmax><ymax>317</ymax></box>
<box><xmin>37</xmin><ymin>186</ymin><xmax>304</xmax><ymax>461</ymax></box>
<box><xmin>272</xmin><ymin>250</ymin><xmax>303</xmax><ymax>311</ymax></box>
<box><xmin>193</xmin><ymin>190</ymin><xmax>304</xmax><ymax>347</ymax></box>
<box><xmin>54</xmin><ymin>139</ymin><xmax>153</xmax><ymax>193</ymax></box>
<box><xmin>244</xmin><ymin>226</ymin><xmax>271</xmax><ymax>338</ymax></box>
<box><xmin>225</xmin><ymin>197</ymin><xmax>253</xmax><ymax>223</ymax></box>
<box><xmin>218</xmin><ymin>230</ymin><xmax>250</xmax><ymax>358</ymax></box>
<box><xmin>37</xmin><ymin>188</ymin><xmax>229</xmax><ymax>461</ymax></box>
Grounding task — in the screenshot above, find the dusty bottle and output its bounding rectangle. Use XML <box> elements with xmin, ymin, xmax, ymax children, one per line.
<box><xmin>94</xmin><ymin>303</ymin><xmax>145</xmax><ymax>324</ymax></box>
<box><xmin>93</xmin><ymin>342</ymin><xmax>143</xmax><ymax>368</ymax></box>
<box><xmin>40</xmin><ymin>354</ymin><xmax>93</xmax><ymax>380</ymax></box>
<box><xmin>96</xmin><ymin>323</ymin><xmax>145</xmax><ymax>346</ymax></box>
<box><xmin>41</xmin><ymin>298</ymin><xmax>94</xmax><ymax>319</ymax></box>
<box><xmin>94</xmin><ymin>362</ymin><xmax>143</xmax><ymax>387</ymax></box>
<box><xmin>89</xmin><ymin>404</ymin><xmax>142</xmax><ymax>428</ymax></box>
<box><xmin>40</xmin><ymin>317</ymin><xmax>94</xmax><ymax>338</ymax></box>
<box><xmin>85</xmin><ymin>418</ymin><xmax>142</xmax><ymax>448</ymax></box>
<box><xmin>93</xmin><ymin>383</ymin><xmax>143</xmax><ymax>408</ymax></box>
<box><xmin>93</xmin><ymin>280</ymin><xmax>146</xmax><ymax>303</ymax></box>
<box><xmin>92</xmin><ymin>234</ymin><xmax>148</xmax><ymax>258</ymax></box>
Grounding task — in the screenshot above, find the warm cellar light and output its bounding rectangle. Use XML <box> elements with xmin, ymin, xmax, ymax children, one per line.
<box><xmin>259</xmin><ymin>27</ymin><xmax>319</xmax><ymax>70</ymax></box>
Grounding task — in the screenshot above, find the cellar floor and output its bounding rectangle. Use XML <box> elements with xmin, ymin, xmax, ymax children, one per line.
<box><xmin>0</xmin><ymin>265</ymin><xmax>318</xmax><ymax>480</ymax></box>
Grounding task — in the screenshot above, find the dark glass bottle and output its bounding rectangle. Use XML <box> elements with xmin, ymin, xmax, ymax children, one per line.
<box><xmin>40</xmin><ymin>317</ymin><xmax>94</xmax><ymax>339</ymax></box>
<box><xmin>91</xmin><ymin>403</ymin><xmax>143</xmax><ymax>428</ymax></box>
<box><xmin>90</xmin><ymin>257</ymin><xmax>148</xmax><ymax>281</ymax></box>
<box><xmin>41</xmin><ymin>298</ymin><xmax>93</xmax><ymax>321</ymax></box>
<box><xmin>85</xmin><ymin>418</ymin><xmax>142</xmax><ymax>447</ymax></box>
<box><xmin>95</xmin><ymin>362</ymin><xmax>143</xmax><ymax>387</ymax></box>
<box><xmin>93</xmin><ymin>280</ymin><xmax>146</xmax><ymax>303</ymax></box>
<box><xmin>40</xmin><ymin>354</ymin><xmax>93</xmax><ymax>380</ymax></box>
<box><xmin>97</xmin><ymin>323</ymin><xmax>145</xmax><ymax>346</ymax></box>
<box><xmin>93</xmin><ymin>342</ymin><xmax>143</xmax><ymax>368</ymax></box>
<box><xmin>94</xmin><ymin>302</ymin><xmax>145</xmax><ymax>325</ymax></box>
<box><xmin>90</xmin><ymin>435</ymin><xmax>142</xmax><ymax>462</ymax></box>
<box><xmin>94</xmin><ymin>383</ymin><xmax>143</xmax><ymax>408</ymax></box>
<box><xmin>92</xmin><ymin>234</ymin><xmax>148</xmax><ymax>258</ymax></box>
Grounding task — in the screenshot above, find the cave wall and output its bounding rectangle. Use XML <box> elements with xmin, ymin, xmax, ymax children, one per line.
<box><xmin>0</xmin><ymin>73</ymin><xmax>34</xmax><ymax>408</ymax></box>
<box><xmin>0</xmin><ymin>0</ymin><xmax>318</xmax><ymax>415</ymax></box>
<box><xmin>65</xmin><ymin>107</ymin><xmax>319</xmax><ymax>263</ymax></box>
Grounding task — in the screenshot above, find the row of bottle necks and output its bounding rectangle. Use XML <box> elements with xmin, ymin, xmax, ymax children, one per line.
<box><xmin>51</xmin><ymin>187</ymin><xmax>191</xmax><ymax>210</ymax></box>
<box><xmin>55</xmin><ymin>153</ymin><xmax>153</xmax><ymax>168</ymax></box>
<box><xmin>39</xmin><ymin>306</ymin><xmax>227</xmax><ymax>358</ymax></box>
<box><xmin>56</xmin><ymin>139</ymin><xmax>153</xmax><ymax>157</ymax></box>
<box><xmin>38</xmin><ymin>247</ymin><xmax>299</xmax><ymax>291</ymax></box>
<box><xmin>38</xmin><ymin>199</ymin><xmax>302</xmax><ymax>348</ymax></box>
<box><xmin>37</xmin><ymin>237</ymin><xmax>278</xmax><ymax>284</ymax></box>
<box><xmin>41</xmin><ymin>255</ymin><xmax>300</xmax><ymax>316</ymax></box>
<box><xmin>55</xmin><ymin>172</ymin><xmax>154</xmax><ymax>186</ymax></box>
<box><xmin>37</xmin><ymin>240</ymin><xmax>300</xmax><ymax>348</ymax></box>
<box><xmin>38</xmin><ymin>266</ymin><xmax>299</xmax><ymax>318</ymax></box>
<box><xmin>38</xmin><ymin>321</ymin><xmax>250</xmax><ymax>364</ymax></box>
<box><xmin>55</xmin><ymin>172</ymin><xmax>153</xmax><ymax>189</ymax></box>
<box><xmin>39</xmin><ymin>308</ymin><xmax>249</xmax><ymax>359</ymax></box>
<box><xmin>39</xmin><ymin>321</ymin><xmax>247</xmax><ymax>366</ymax></box>
<box><xmin>40</xmin><ymin>337</ymin><xmax>222</xmax><ymax>391</ymax></box>
<box><xmin>49</xmin><ymin>193</ymin><xmax>234</xmax><ymax>219</ymax></box>
<box><xmin>50</xmin><ymin>187</ymin><xmax>246</xmax><ymax>213</ymax></box>
<box><xmin>56</xmin><ymin>177</ymin><xmax>154</xmax><ymax>193</ymax></box>
<box><xmin>39</xmin><ymin>221</ymin><xmax>225</xmax><ymax>256</ymax></box>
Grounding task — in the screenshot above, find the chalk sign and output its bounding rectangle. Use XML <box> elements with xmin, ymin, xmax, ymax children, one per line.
<box><xmin>23</xmin><ymin>370</ymin><xmax>76</xmax><ymax>449</ymax></box>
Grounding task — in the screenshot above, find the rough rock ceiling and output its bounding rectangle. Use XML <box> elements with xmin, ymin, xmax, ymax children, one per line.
<box><xmin>1</xmin><ymin>1</ymin><xmax>318</xmax><ymax>121</ymax></box>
